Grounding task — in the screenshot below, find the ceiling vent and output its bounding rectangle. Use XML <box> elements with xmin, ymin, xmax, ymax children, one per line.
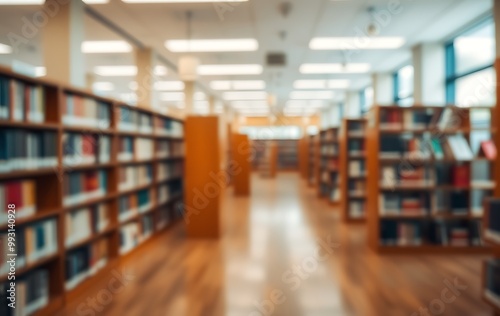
<box><xmin>266</xmin><ymin>52</ymin><xmax>286</xmax><ymax>67</ymax></box>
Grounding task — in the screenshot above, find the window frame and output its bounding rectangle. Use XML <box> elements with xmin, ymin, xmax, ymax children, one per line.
<box><xmin>445</xmin><ymin>17</ymin><xmax>494</xmax><ymax>104</ymax></box>
<box><xmin>393</xmin><ymin>64</ymin><xmax>414</xmax><ymax>106</ymax></box>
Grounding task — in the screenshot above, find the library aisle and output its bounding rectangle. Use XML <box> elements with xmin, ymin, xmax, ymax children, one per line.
<box><xmin>59</xmin><ymin>174</ymin><xmax>489</xmax><ymax>316</ymax></box>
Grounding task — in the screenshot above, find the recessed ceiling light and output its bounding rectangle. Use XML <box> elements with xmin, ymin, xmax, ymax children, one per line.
<box><xmin>223</xmin><ymin>91</ymin><xmax>267</xmax><ymax>101</ymax></box>
<box><xmin>290</xmin><ymin>91</ymin><xmax>334</xmax><ymax>100</ymax></box>
<box><xmin>211</xmin><ymin>80</ymin><xmax>265</xmax><ymax>91</ymax></box>
<box><xmin>166</xmin><ymin>39</ymin><xmax>258</xmax><ymax>53</ymax></box>
<box><xmin>293</xmin><ymin>79</ymin><xmax>349</xmax><ymax>89</ymax></box>
<box><xmin>310</xmin><ymin>37</ymin><xmax>405</xmax><ymax>50</ymax></box>
<box><xmin>95</xmin><ymin>66</ymin><xmax>137</xmax><ymax>76</ymax></box>
<box><xmin>300</xmin><ymin>63</ymin><xmax>370</xmax><ymax>74</ymax></box>
<box><xmin>82</xmin><ymin>41</ymin><xmax>132</xmax><ymax>53</ymax></box>
<box><xmin>123</xmin><ymin>0</ymin><xmax>247</xmax><ymax>3</ymax></box>
<box><xmin>0</xmin><ymin>43</ymin><xmax>12</xmax><ymax>54</ymax></box>
<box><xmin>93</xmin><ymin>82</ymin><xmax>114</xmax><ymax>91</ymax></box>
<box><xmin>198</xmin><ymin>64</ymin><xmax>263</xmax><ymax>76</ymax></box>
<box><xmin>160</xmin><ymin>92</ymin><xmax>185</xmax><ymax>102</ymax></box>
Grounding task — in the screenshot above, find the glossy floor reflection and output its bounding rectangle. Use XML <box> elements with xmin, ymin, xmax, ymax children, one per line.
<box><xmin>60</xmin><ymin>173</ymin><xmax>492</xmax><ymax>316</ymax></box>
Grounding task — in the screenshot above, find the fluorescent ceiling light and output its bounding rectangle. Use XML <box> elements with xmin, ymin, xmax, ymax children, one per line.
<box><xmin>194</xmin><ymin>92</ymin><xmax>206</xmax><ymax>101</ymax></box>
<box><xmin>93</xmin><ymin>82</ymin><xmax>114</xmax><ymax>91</ymax></box>
<box><xmin>300</xmin><ymin>63</ymin><xmax>370</xmax><ymax>74</ymax></box>
<box><xmin>95</xmin><ymin>65</ymin><xmax>167</xmax><ymax>77</ymax></box>
<box><xmin>231</xmin><ymin>101</ymin><xmax>269</xmax><ymax>108</ymax></box>
<box><xmin>210</xmin><ymin>80</ymin><xmax>265</xmax><ymax>91</ymax></box>
<box><xmin>293</xmin><ymin>79</ymin><xmax>349</xmax><ymax>89</ymax></box>
<box><xmin>82</xmin><ymin>41</ymin><xmax>132</xmax><ymax>53</ymax></box>
<box><xmin>155</xmin><ymin>81</ymin><xmax>184</xmax><ymax>91</ymax></box>
<box><xmin>223</xmin><ymin>91</ymin><xmax>267</xmax><ymax>101</ymax></box>
<box><xmin>0</xmin><ymin>0</ymin><xmax>44</xmax><ymax>4</ymax></box>
<box><xmin>198</xmin><ymin>64</ymin><xmax>262</xmax><ymax>76</ymax></box>
<box><xmin>154</xmin><ymin>65</ymin><xmax>168</xmax><ymax>76</ymax></box>
<box><xmin>166</xmin><ymin>39</ymin><xmax>258</xmax><ymax>53</ymax></box>
<box><xmin>35</xmin><ymin>67</ymin><xmax>46</xmax><ymax>77</ymax></box>
<box><xmin>286</xmin><ymin>100</ymin><xmax>326</xmax><ymax>108</ymax></box>
<box><xmin>0</xmin><ymin>43</ymin><xmax>12</xmax><ymax>54</ymax></box>
<box><xmin>123</xmin><ymin>0</ymin><xmax>247</xmax><ymax>3</ymax></box>
<box><xmin>161</xmin><ymin>92</ymin><xmax>184</xmax><ymax>102</ymax></box>
<box><xmin>130</xmin><ymin>80</ymin><xmax>184</xmax><ymax>91</ymax></box>
<box><xmin>95</xmin><ymin>66</ymin><xmax>137</xmax><ymax>76</ymax></box>
<box><xmin>310</xmin><ymin>37</ymin><xmax>405</xmax><ymax>50</ymax></box>
<box><xmin>84</xmin><ymin>0</ymin><xmax>109</xmax><ymax>3</ymax></box>
<box><xmin>290</xmin><ymin>91</ymin><xmax>334</xmax><ymax>100</ymax></box>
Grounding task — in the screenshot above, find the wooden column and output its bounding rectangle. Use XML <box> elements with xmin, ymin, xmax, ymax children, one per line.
<box><xmin>185</xmin><ymin>116</ymin><xmax>221</xmax><ymax>238</ymax></box>
<box><xmin>135</xmin><ymin>47</ymin><xmax>157</xmax><ymax>110</ymax></box>
<box><xmin>233</xmin><ymin>133</ymin><xmax>251</xmax><ymax>196</ymax></box>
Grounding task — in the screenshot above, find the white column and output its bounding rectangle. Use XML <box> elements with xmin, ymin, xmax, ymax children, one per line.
<box><xmin>372</xmin><ymin>73</ymin><xmax>394</xmax><ymax>105</ymax></box>
<box><xmin>209</xmin><ymin>95</ymin><xmax>216</xmax><ymax>115</ymax></box>
<box><xmin>184</xmin><ymin>81</ymin><xmax>195</xmax><ymax>114</ymax></box>
<box><xmin>412</xmin><ymin>43</ymin><xmax>446</xmax><ymax>105</ymax></box>
<box><xmin>345</xmin><ymin>91</ymin><xmax>361</xmax><ymax>118</ymax></box>
<box><xmin>42</xmin><ymin>0</ymin><xmax>85</xmax><ymax>87</ymax></box>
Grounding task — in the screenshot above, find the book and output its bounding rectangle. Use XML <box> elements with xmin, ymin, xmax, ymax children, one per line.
<box><xmin>118</xmin><ymin>137</ymin><xmax>134</xmax><ymax>162</ymax></box>
<box><xmin>486</xmin><ymin>259</ymin><xmax>500</xmax><ymax>297</ymax></box>
<box><xmin>156</xmin><ymin>117</ymin><xmax>184</xmax><ymax>137</ymax></box>
<box><xmin>63</xmin><ymin>94</ymin><xmax>110</xmax><ymax>129</ymax></box>
<box><xmin>135</xmin><ymin>138</ymin><xmax>154</xmax><ymax>161</ymax></box>
<box><xmin>0</xmin><ymin>129</ymin><xmax>57</xmax><ymax>173</ymax></box>
<box><xmin>63</xmin><ymin>170</ymin><xmax>107</xmax><ymax>206</ymax></box>
<box><xmin>119</xmin><ymin>222</ymin><xmax>140</xmax><ymax>254</ymax></box>
<box><xmin>0</xmin><ymin>179</ymin><xmax>36</xmax><ymax>222</ymax></box>
<box><xmin>65</xmin><ymin>208</ymin><xmax>92</xmax><ymax>247</ymax></box>
<box><xmin>118</xmin><ymin>164</ymin><xmax>153</xmax><ymax>191</ymax></box>
<box><xmin>450</xmin><ymin>165</ymin><xmax>470</xmax><ymax>187</ymax></box>
<box><xmin>25</xmin><ymin>219</ymin><xmax>58</xmax><ymax>264</ymax></box>
<box><xmin>478</xmin><ymin>140</ymin><xmax>497</xmax><ymax>160</ymax></box>
<box><xmin>446</xmin><ymin>135</ymin><xmax>474</xmax><ymax>161</ymax></box>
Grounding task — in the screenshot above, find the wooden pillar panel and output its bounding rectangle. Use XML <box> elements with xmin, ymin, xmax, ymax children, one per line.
<box><xmin>232</xmin><ymin>133</ymin><xmax>251</xmax><ymax>196</ymax></box>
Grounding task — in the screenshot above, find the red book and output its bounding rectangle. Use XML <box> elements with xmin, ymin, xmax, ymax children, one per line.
<box><xmin>82</xmin><ymin>135</ymin><xmax>95</xmax><ymax>156</ymax></box>
<box><xmin>6</xmin><ymin>181</ymin><xmax>23</xmax><ymax>209</ymax></box>
<box><xmin>451</xmin><ymin>165</ymin><xmax>469</xmax><ymax>187</ymax></box>
<box><xmin>84</xmin><ymin>171</ymin><xmax>97</xmax><ymax>192</ymax></box>
<box><xmin>479</xmin><ymin>140</ymin><xmax>497</xmax><ymax>160</ymax></box>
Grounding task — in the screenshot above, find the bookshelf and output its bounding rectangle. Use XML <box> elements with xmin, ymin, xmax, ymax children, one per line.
<box><xmin>339</xmin><ymin>119</ymin><xmax>367</xmax><ymax>223</ymax></box>
<box><xmin>482</xmin><ymin>199</ymin><xmax>500</xmax><ymax>316</ymax></box>
<box><xmin>366</xmin><ymin>105</ymin><xmax>494</xmax><ymax>253</ymax></box>
<box><xmin>318</xmin><ymin>128</ymin><xmax>340</xmax><ymax>204</ymax></box>
<box><xmin>308</xmin><ymin>134</ymin><xmax>319</xmax><ymax>188</ymax></box>
<box><xmin>299</xmin><ymin>136</ymin><xmax>309</xmax><ymax>180</ymax></box>
<box><xmin>251</xmin><ymin>139</ymin><xmax>299</xmax><ymax>171</ymax></box>
<box><xmin>0</xmin><ymin>67</ymin><xmax>185</xmax><ymax>316</ymax></box>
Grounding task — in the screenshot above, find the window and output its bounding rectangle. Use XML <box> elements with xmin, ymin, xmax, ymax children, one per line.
<box><xmin>446</xmin><ymin>18</ymin><xmax>495</xmax><ymax>107</ymax></box>
<box><xmin>394</xmin><ymin>65</ymin><xmax>414</xmax><ymax>106</ymax></box>
<box><xmin>360</xmin><ymin>86</ymin><xmax>374</xmax><ymax>114</ymax></box>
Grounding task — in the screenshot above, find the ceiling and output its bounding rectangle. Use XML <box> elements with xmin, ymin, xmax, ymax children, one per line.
<box><xmin>0</xmin><ymin>0</ymin><xmax>493</xmax><ymax>115</ymax></box>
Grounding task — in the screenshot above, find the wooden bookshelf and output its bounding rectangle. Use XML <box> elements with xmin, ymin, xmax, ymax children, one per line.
<box><xmin>299</xmin><ymin>136</ymin><xmax>309</xmax><ymax>180</ymax></box>
<box><xmin>482</xmin><ymin>199</ymin><xmax>500</xmax><ymax>315</ymax></box>
<box><xmin>251</xmin><ymin>139</ymin><xmax>299</xmax><ymax>172</ymax></box>
<box><xmin>340</xmin><ymin>119</ymin><xmax>367</xmax><ymax>223</ymax></box>
<box><xmin>0</xmin><ymin>67</ymin><xmax>185</xmax><ymax>316</ymax></box>
<box><xmin>233</xmin><ymin>133</ymin><xmax>251</xmax><ymax>196</ymax></box>
<box><xmin>308</xmin><ymin>134</ymin><xmax>319</xmax><ymax>188</ymax></box>
<box><xmin>318</xmin><ymin>128</ymin><xmax>340</xmax><ymax>204</ymax></box>
<box><xmin>366</xmin><ymin>105</ymin><xmax>494</xmax><ymax>253</ymax></box>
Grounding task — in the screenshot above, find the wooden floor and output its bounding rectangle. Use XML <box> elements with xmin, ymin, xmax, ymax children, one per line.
<box><xmin>59</xmin><ymin>173</ymin><xmax>493</xmax><ymax>316</ymax></box>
